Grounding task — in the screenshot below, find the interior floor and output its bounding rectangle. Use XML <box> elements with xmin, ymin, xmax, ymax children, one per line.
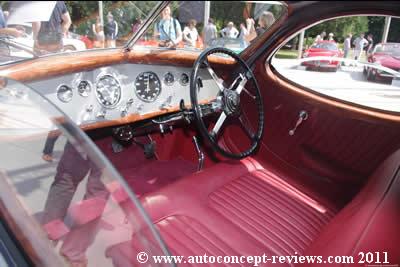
<box><xmin>95</xmin><ymin>135</ymin><xmax>199</xmax><ymax>197</ymax></box>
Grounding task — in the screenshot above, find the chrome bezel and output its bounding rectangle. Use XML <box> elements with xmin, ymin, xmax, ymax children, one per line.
<box><xmin>95</xmin><ymin>74</ymin><xmax>122</xmax><ymax>109</ymax></box>
<box><xmin>134</xmin><ymin>71</ymin><xmax>162</xmax><ymax>103</ymax></box>
<box><xmin>77</xmin><ymin>80</ymin><xmax>92</xmax><ymax>97</ymax></box>
<box><xmin>179</xmin><ymin>73</ymin><xmax>190</xmax><ymax>86</ymax></box>
<box><xmin>56</xmin><ymin>84</ymin><xmax>73</xmax><ymax>103</ymax></box>
<box><xmin>163</xmin><ymin>72</ymin><xmax>175</xmax><ymax>86</ymax></box>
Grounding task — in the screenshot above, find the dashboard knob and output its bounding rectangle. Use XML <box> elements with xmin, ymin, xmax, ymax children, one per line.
<box><xmin>86</xmin><ymin>105</ymin><xmax>94</xmax><ymax>113</ymax></box>
<box><xmin>96</xmin><ymin>109</ymin><xmax>106</xmax><ymax>119</ymax></box>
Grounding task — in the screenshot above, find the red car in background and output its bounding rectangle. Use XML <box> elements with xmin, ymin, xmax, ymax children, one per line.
<box><xmin>301</xmin><ymin>41</ymin><xmax>343</xmax><ymax>71</ymax></box>
<box><xmin>364</xmin><ymin>42</ymin><xmax>400</xmax><ymax>82</ymax></box>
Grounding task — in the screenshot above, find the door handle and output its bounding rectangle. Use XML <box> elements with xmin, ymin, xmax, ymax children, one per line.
<box><xmin>289</xmin><ymin>110</ymin><xmax>308</xmax><ymax>136</ymax></box>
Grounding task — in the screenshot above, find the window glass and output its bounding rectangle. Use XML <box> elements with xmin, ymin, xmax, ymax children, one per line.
<box><xmin>0</xmin><ymin>78</ymin><xmax>171</xmax><ymax>266</ymax></box>
<box><xmin>0</xmin><ymin>1</ymin><xmax>160</xmax><ymax>64</ymax></box>
<box><xmin>271</xmin><ymin>15</ymin><xmax>400</xmax><ymax>112</ymax></box>
<box><xmin>0</xmin><ymin>1</ymin><xmax>286</xmax><ymax>65</ymax></box>
<box><xmin>134</xmin><ymin>1</ymin><xmax>286</xmax><ymax>54</ymax></box>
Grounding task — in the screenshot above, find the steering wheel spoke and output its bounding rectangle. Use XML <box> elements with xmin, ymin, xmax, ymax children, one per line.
<box><xmin>204</xmin><ymin>58</ymin><xmax>225</xmax><ymax>92</ymax></box>
<box><xmin>190</xmin><ymin>47</ymin><xmax>264</xmax><ymax>159</ymax></box>
<box><xmin>210</xmin><ymin>111</ymin><xmax>227</xmax><ymax>138</ymax></box>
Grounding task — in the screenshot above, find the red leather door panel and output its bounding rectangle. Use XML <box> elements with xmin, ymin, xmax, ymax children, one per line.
<box><xmin>233</xmin><ymin>62</ymin><xmax>400</xmax><ymax>194</ymax></box>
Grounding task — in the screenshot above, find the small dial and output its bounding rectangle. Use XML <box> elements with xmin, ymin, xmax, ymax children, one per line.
<box><xmin>179</xmin><ymin>73</ymin><xmax>189</xmax><ymax>86</ymax></box>
<box><xmin>95</xmin><ymin>75</ymin><xmax>122</xmax><ymax>108</ymax></box>
<box><xmin>135</xmin><ymin>71</ymin><xmax>161</xmax><ymax>102</ymax></box>
<box><xmin>77</xmin><ymin>80</ymin><xmax>91</xmax><ymax>97</ymax></box>
<box><xmin>57</xmin><ymin>84</ymin><xmax>73</xmax><ymax>103</ymax></box>
<box><xmin>164</xmin><ymin>72</ymin><xmax>174</xmax><ymax>86</ymax></box>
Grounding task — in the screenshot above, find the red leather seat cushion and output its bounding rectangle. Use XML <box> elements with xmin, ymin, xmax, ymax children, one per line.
<box><xmin>137</xmin><ymin>158</ymin><xmax>338</xmax><ymax>263</ymax></box>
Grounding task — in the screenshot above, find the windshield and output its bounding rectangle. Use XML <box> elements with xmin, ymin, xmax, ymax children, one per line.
<box><xmin>374</xmin><ymin>43</ymin><xmax>400</xmax><ymax>56</ymax></box>
<box><xmin>0</xmin><ymin>1</ymin><xmax>286</xmax><ymax>65</ymax></box>
<box><xmin>0</xmin><ymin>78</ymin><xmax>171</xmax><ymax>266</ymax></box>
<box><xmin>311</xmin><ymin>42</ymin><xmax>338</xmax><ymax>51</ymax></box>
<box><xmin>133</xmin><ymin>1</ymin><xmax>286</xmax><ymax>53</ymax></box>
<box><xmin>0</xmin><ymin>1</ymin><xmax>161</xmax><ymax>65</ymax></box>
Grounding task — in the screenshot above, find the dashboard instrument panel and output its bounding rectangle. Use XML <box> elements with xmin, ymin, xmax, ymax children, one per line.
<box><xmin>27</xmin><ymin>64</ymin><xmax>219</xmax><ymax>130</ymax></box>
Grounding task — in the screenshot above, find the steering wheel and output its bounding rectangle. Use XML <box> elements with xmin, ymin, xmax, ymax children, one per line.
<box><xmin>190</xmin><ymin>47</ymin><xmax>264</xmax><ymax>159</ymax></box>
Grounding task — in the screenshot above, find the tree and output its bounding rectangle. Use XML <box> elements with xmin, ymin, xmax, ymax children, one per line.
<box><xmin>305</xmin><ymin>16</ymin><xmax>369</xmax><ymax>44</ymax></box>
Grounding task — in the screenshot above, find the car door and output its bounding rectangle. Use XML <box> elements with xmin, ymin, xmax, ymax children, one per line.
<box><xmin>253</xmin><ymin>9</ymin><xmax>400</xmax><ymax>201</ymax></box>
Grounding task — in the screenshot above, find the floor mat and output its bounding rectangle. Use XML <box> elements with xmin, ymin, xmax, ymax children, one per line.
<box><xmin>120</xmin><ymin>159</ymin><xmax>197</xmax><ymax>197</ymax></box>
<box><xmin>95</xmin><ymin>137</ymin><xmax>197</xmax><ymax>196</ymax></box>
<box><xmin>95</xmin><ymin>137</ymin><xmax>154</xmax><ymax>172</ymax></box>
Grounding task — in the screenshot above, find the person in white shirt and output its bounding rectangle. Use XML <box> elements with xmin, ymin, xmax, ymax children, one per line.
<box><xmin>353</xmin><ymin>33</ymin><xmax>368</xmax><ymax>61</ymax></box>
<box><xmin>183</xmin><ymin>19</ymin><xmax>198</xmax><ymax>47</ymax></box>
<box><xmin>328</xmin><ymin>32</ymin><xmax>334</xmax><ymax>41</ymax></box>
<box><xmin>313</xmin><ymin>31</ymin><xmax>326</xmax><ymax>45</ymax></box>
<box><xmin>221</xmin><ymin>21</ymin><xmax>239</xmax><ymax>38</ymax></box>
<box><xmin>342</xmin><ymin>33</ymin><xmax>352</xmax><ymax>66</ymax></box>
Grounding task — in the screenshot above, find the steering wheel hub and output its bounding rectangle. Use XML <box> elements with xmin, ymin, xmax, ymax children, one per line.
<box><xmin>222</xmin><ymin>89</ymin><xmax>241</xmax><ymax>116</ymax></box>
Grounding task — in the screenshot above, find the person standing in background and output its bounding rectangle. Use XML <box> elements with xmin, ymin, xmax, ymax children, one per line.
<box><xmin>104</xmin><ymin>12</ymin><xmax>118</xmax><ymax>48</ymax></box>
<box><xmin>221</xmin><ymin>22</ymin><xmax>239</xmax><ymax>38</ymax></box>
<box><xmin>343</xmin><ymin>33</ymin><xmax>352</xmax><ymax>66</ymax></box>
<box><xmin>366</xmin><ymin>33</ymin><xmax>374</xmax><ymax>54</ymax></box>
<box><xmin>353</xmin><ymin>33</ymin><xmax>368</xmax><ymax>61</ymax></box>
<box><xmin>92</xmin><ymin>16</ymin><xmax>104</xmax><ymax>48</ymax></box>
<box><xmin>183</xmin><ymin>19</ymin><xmax>198</xmax><ymax>47</ymax></box>
<box><xmin>328</xmin><ymin>32</ymin><xmax>334</xmax><ymax>41</ymax></box>
<box><xmin>313</xmin><ymin>31</ymin><xmax>326</xmax><ymax>44</ymax></box>
<box><xmin>242</xmin><ymin>11</ymin><xmax>276</xmax><ymax>43</ymax></box>
<box><xmin>32</xmin><ymin>1</ymin><xmax>71</xmax><ymax>55</ymax></box>
<box><xmin>153</xmin><ymin>5</ymin><xmax>182</xmax><ymax>48</ymax></box>
<box><xmin>202</xmin><ymin>18</ymin><xmax>217</xmax><ymax>47</ymax></box>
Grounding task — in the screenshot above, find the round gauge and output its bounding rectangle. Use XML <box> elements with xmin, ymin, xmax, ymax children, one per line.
<box><xmin>135</xmin><ymin>71</ymin><xmax>161</xmax><ymax>102</ymax></box>
<box><xmin>179</xmin><ymin>73</ymin><xmax>189</xmax><ymax>86</ymax></box>
<box><xmin>57</xmin><ymin>84</ymin><xmax>73</xmax><ymax>103</ymax></box>
<box><xmin>95</xmin><ymin>75</ymin><xmax>122</xmax><ymax>108</ymax></box>
<box><xmin>164</xmin><ymin>72</ymin><xmax>174</xmax><ymax>86</ymax></box>
<box><xmin>77</xmin><ymin>80</ymin><xmax>91</xmax><ymax>97</ymax></box>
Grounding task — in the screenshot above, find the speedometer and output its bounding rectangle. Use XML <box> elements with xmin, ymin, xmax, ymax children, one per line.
<box><xmin>135</xmin><ymin>71</ymin><xmax>161</xmax><ymax>102</ymax></box>
<box><xmin>95</xmin><ymin>75</ymin><xmax>122</xmax><ymax>108</ymax></box>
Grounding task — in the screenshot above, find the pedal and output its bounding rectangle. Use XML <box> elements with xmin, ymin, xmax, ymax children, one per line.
<box><xmin>111</xmin><ymin>139</ymin><xmax>124</xmax><ymax>153</ymax></box>
<box><xmin>143</xmin><ymin>141</ymin><xmax>156</xmax><ymax>159</ymax></box>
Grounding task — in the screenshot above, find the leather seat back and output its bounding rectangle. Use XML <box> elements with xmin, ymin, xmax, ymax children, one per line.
<box><xmin>300</xmin><ymin>149</ymin><xmax>400</xmax><ymax>266</ymax></box>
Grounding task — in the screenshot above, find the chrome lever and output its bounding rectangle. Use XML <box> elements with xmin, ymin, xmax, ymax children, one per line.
<box><xmin>289</xmin><ymin>110</ymin><xmax>308</xmax><ymax>136</ymax></box>
<box><xmin>192</xmin><ymin>136</ymin><xmax>204</xmax><ymax>172</ymax></box>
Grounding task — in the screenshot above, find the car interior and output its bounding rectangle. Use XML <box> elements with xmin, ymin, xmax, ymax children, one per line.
<box><xmin>0</xmin><ymin>1</ymin><xmax>398</xmax><ymax>266</ymax></box>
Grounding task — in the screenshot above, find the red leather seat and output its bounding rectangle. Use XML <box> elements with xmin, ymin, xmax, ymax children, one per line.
<box><xmin>111</xmin><ymin>152</ymin><xmax>400</xmax><ymax>266</ymax></box>
<box><xmin>138</xmin><ymin>158</ymin><xmax>338</xmax><ymax>262</ymax></box>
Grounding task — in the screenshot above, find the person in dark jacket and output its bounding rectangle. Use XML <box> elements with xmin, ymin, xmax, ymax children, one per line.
<box><xmin>104</xmin><ymin>12</ymin><xmax>118</xmax><ymax>48</ymax></box>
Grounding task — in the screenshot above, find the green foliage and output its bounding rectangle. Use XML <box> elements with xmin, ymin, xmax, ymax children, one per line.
<box><xmin>305</xmin><ymin>16</ymin><xmax>369</xmax><ymax>43</ymax></box>
<box><xmin>209</xmin><ymin>1</ymin><xmax>246</xmax><ymax>32</ymax></box>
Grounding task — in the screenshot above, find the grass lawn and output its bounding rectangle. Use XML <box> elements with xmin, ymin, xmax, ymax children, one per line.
<box><xmin>275</xmin><ymin>49</ymin><xmax>299</xmax><ymax>59</ymax></box>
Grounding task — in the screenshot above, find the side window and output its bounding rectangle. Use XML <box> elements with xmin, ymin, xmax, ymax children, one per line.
<box><xmin>271</xmin><ymin>15</ymin><xmax>400</xmax><ymax>112</ymax></box>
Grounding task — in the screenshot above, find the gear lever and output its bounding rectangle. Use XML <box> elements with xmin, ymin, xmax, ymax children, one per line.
<box><xmin>192</xmin><ymin>136</ymin><xmax>204</xmax><ymax>172</ymax></box>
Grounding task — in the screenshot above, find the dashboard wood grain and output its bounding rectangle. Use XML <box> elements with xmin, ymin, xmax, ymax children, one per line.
<box><xmin>0</xmin><ymin>49</ymin><xmax>235</xmax><ymax>83</ymax></box>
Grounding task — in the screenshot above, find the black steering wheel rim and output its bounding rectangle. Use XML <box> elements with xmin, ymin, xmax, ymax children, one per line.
<box><xmin>190</xmin><ymin>47</ymin><xmax>265</xmax><ymax>159</ymax></box>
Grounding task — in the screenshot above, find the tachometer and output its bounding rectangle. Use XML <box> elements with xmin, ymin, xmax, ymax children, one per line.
<box><xmin>135</xmin><ymin>71</ymin><xmax>161</xmax><ymax>102</ymax></box>
<box><xmin>95</xmin><ymin>75</ymin><xmax>122</xmax><ymax>108</ymax></box>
